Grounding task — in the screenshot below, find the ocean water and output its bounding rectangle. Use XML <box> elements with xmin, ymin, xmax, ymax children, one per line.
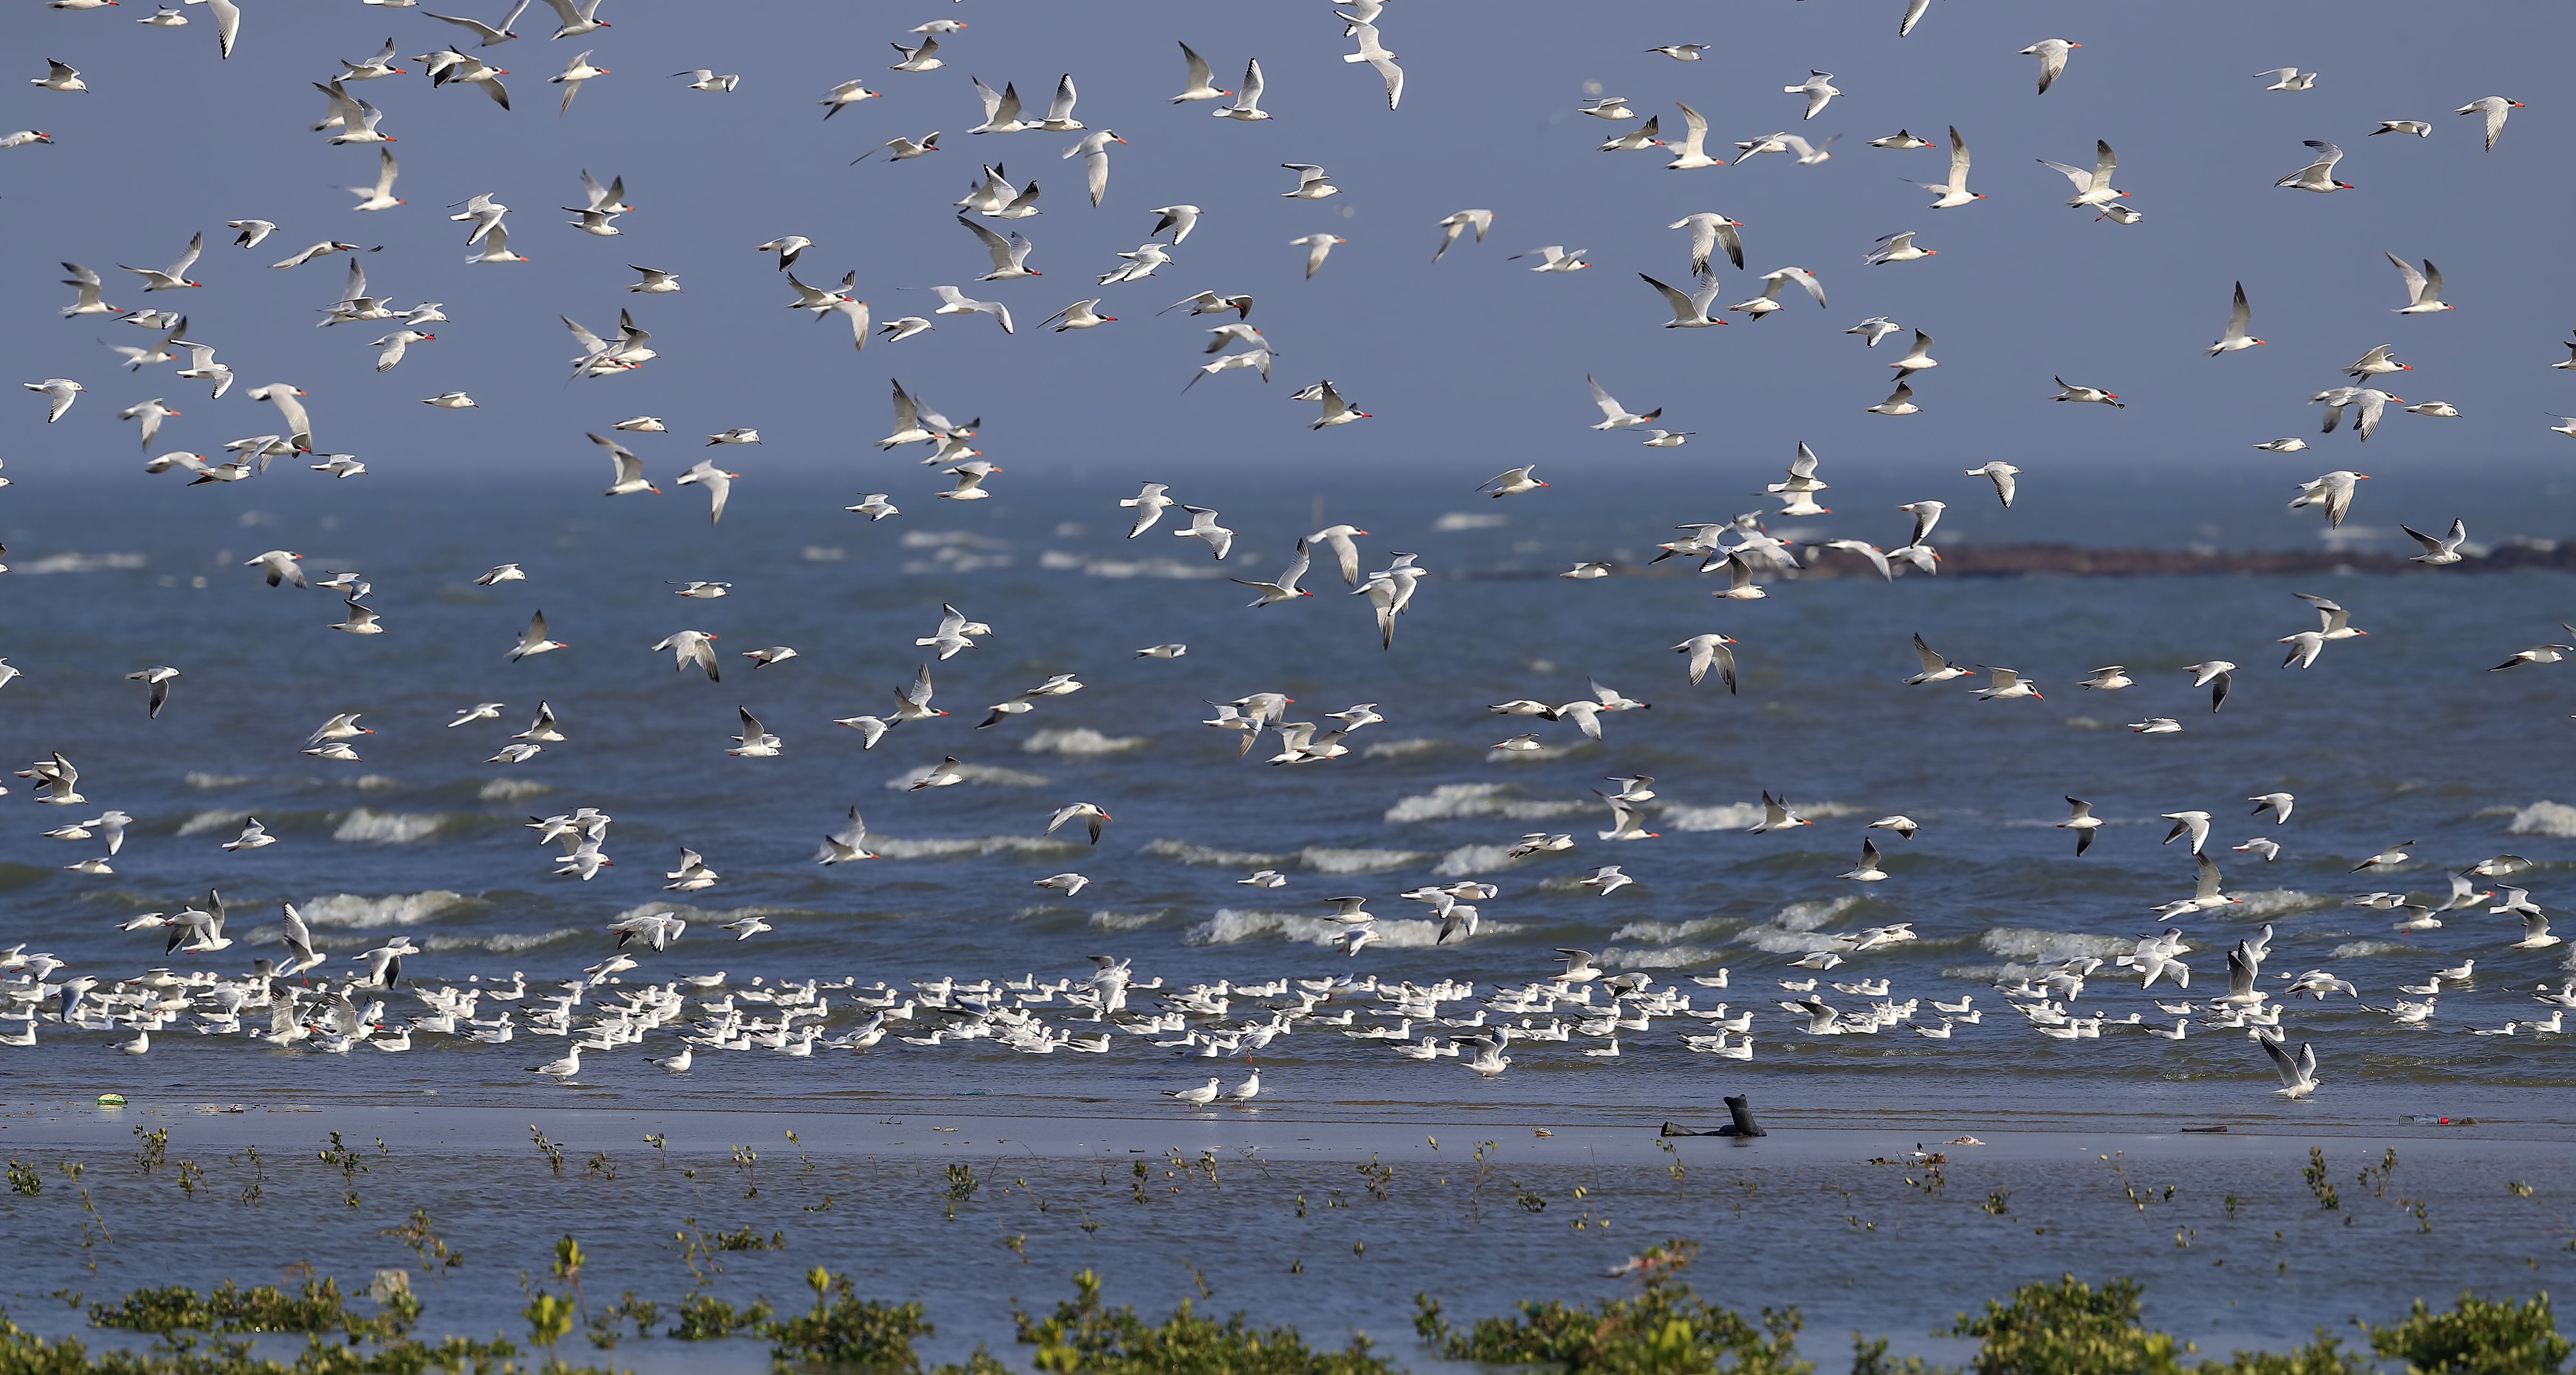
<box><xmin>0</xmin><ymin>472</ymin><xmax>2571</xmax><ymax>1131</ymax></box>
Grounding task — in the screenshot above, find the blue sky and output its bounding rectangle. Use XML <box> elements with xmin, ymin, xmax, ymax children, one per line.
<box><xmin>1</xmin><ymin>0</ymin><xmax>2569</xmax><ymax>507</ymax></box>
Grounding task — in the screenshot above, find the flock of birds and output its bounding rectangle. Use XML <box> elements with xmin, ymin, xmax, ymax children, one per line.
<box><xmin>0</xmin><ymin>0</ymin><xmax>2569</xmax><ymax>1108</ymax></box>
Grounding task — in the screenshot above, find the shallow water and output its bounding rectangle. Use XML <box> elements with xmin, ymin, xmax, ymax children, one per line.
<box><xmin>3</xmin><ymin>477</ymin><xmax>2573</xmax><ymax>1133</ymax></box>
<box><xmin>0</xmin><ymin>1102</ymin><xmax>2569</xmax><ymax>1374</ymax></box>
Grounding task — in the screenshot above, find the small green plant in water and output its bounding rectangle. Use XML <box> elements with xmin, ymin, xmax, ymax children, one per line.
<box><xmin>1948</xmin><ymin>1274</ymin><xmax>2187</xmax><ymax>1375</ymax></box>
<box><xmin>2302</xmin><ymin>1148</ymin><xmax>2340</xmax><ymax>1211</ymax></box>
<box><xmin>133</xmin><ymin>1125</ymin><xmax>168</xmax><ymax>1177</ymax></box>
<box><xmin>2364</xmin><ymin>1291</ymin><xmax>2572</xmax><ymax>1375</ymax></box>
<box><xmin>1416</xmin><ymin>1241</ymin><xmax>1810</xmax><ymax>1375</ymax></box>
<box><xmin>1026</xmin><ymin>1268</ymin><xmax>1398</xmax><ymax>1375</ymax></box>
<box><xmin>670</xmin><ymin>1291</ymin><xmax>774</xmax><ymax>1340</ymax></box>
<box><xmin>530</xmin><ymin>1124</ymin><xmax>565</xmax><ymax>1177</ymax></box>
<box><xmin>764</xmin><ymin>1265</ymin><xmax>936</xmax><ymax>1372</ymax></box>
<box><xmin>8</xmin><ymin>1160</ymin><xmax>40</xmax><ymax>1196</ymax></box>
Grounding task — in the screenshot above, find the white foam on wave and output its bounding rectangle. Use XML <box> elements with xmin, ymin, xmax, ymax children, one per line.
<box><xmin>1361</xmin><ymin>739</ymin><xmax>1446</xmax><ymax>760</ymax></box>
<box><xmin>424</xmin><ymin>927</ymin><xmax>584</xmax><ymax>953</ymax></box>
<box><xmin>1059</xmin><ymin>553</ymin><xmax>1231</xmax><ymax>580</ymax></box>
<box><xmin>2508</xmin><ymin>801</ymin><xmax>2576</xmax><ymax>838</ymax></box>
<box><xmin>2233</xmin><ymin>889</ymin><xmax>2331</xmax><ymax>918</ymax></box>
<box><xmin>479</xmin><ymin>778</ymin><xmax>557</xmax><ymax>801</ymax></box>
<box><xmin>1298</xmin><ymin>847</ymin><xmax>1428</xmax><ymax>874</ymax></box>
<box><xmin>1383</xmin><ymin>783</ymin><xmax>1588</xmax><ymax>825</ymax></box>
<box><xmin>331</xmin><ymin>809</ymin><xmax>456</xmax><ymax>844</ymax></box>
<box><xmin>1773</xmin><ymin>895</ymin><xmax>1864</xmax><ymax>932</ymax></box>
<box><xmin>1184</xmin><ymin>908</ymin><xmax>1517</xmax><ymax>948</ymax></box>
<box><xmin>1022</xmin><ymin>728</ymin><xmax>1147</xmax><ymax>756</ymax></box>
<box><xmin>177</xmin><ymin>809</ymin><xmax>245</xmax><ymax>837</ymax></box>
<box><xmin>1088</xmin><ymin>910</ymin><xmax>1166</xmax><ymax>932</ymax></box>
<box><xmin>1434</xmin><ymin>844</ymin><xmax>1523</xmax><ymax>877</ymax></box>
<box><xmin>1431</xmin><ymin>512</ymin><xmax>1507</xmax><ymax>532</ymax></box>
<box><xmin>871</xmin><ymin>834</ymin><xmax>1083</xmax><ymax>859</ymax></box>
<box><xmin>1602</xmin><ymin>945</ymin><xmax>1725</xmax><ymax>970</ymax></box>
<box><xmin>1979</xmin><ymin>927</ymin><xmax>2135</xmax><ymax>962</ymax></box>
<box><xmin>882</xmin><ymin>762</ymin><xmax>1050</xmax><ymax>790</ymax></box>
<box><xmin>13</xmin><ymin>551</ymin><xmax>148</xmax><ymax>575</ymax></box>
<box><xmin>351</xmin><ymin>774</ymin><xmax>400</xmax><ymax>791</ymax></box>
<box><xmin>609</xmin><ymin>898</ymin><xmax>802</xmax><ymax>925</ymax></box>
<box><xmin>1614</xmin><ymin>917</ymin><xmax>1738</xmax><ymax>944</ymax></box>
<box><xmin>299</xmin><ymin>891</ymin><xmax>469</xmax><ymax>928</ymax></box>
<box><xmin>1665</xmin><ymin>801</ymin><xmax>1860</xmax><ymax>832</ymax></box>
<box><xmin>184</xmin><ymin>772</ymin><xmax>253</xmax><ymax>790</ymax></box>
<box><xmin>1141</xmin><ymin>838</ymin><xmax>1289</xmax><ymax>868</ymax></box>
<box><xmin>2330</xmin><ymin>940</ymin><xmax>2411</xmax><ymax>959</ymax></box>
<box><xmin>1483</xmin><ymin>743</ymin><xmax>1584</xmax><ymax>765</ymax></box>
<box><xmin>1729</xmin><ymin>895</ymin><xmax>1867</xmax><ymax>953</ymax></box>
<box><xmin>901</xmin><ymin>530</ymin><xmax>1005</xmax><ymax>550</ymax></box>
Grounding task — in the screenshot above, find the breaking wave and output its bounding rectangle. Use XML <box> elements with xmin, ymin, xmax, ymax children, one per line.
<box><xmin>331</xmin><ymin>809</ymin><xmax>462</xmax><ymax>844</ymax></box>
<box><xmin>1022</xmin><ymin>728</ymin><xmax>1147</xmax><ymax>756</ymax></box>
<box><xmin>184</xmin><ymin>772</ymin><xmax>254</xmax><ymax>790</ymax></box>
<box><xmin>479</xmin><ymin>778</ymin><xmax>558</xmax><ymax>801</ymax></box>
<box><xmin>1664</xmin><ymin>801</ymin><xmax>1860</xmax><ymax>831</ymax></box>
<box><xmin>1613</xmin><ymin>917</ymin><xmax>1739</xmax><ymax>945</ymax></box>
<box><xmin>1297</xmin><ymin>847</ymin><xmax>1429</xmax><ymax>874</ymax></box>
<box><xmin>1087</xmin><ymin>910</ymin><xmax>1167</xmax><ymax>932</ymax></box>
<box><xmin>12</xmin><ymin>551</ymin><xmax>148</xmax><ymax>575</ymax></box>
<box><xmin>871</xmin><ymin>834</ymin><xmax>1084</xmax><ymax>859</ymax></box>
<box><xmin>1434</xmin><ymin>844</ymin><xmax>1523</xmax><ymax>877</ymax></box>
<box><xmin>1360</xmin><ymin>739</ymin><xmax>1446</xmax><ymax>759</ymax></box>
<box><xmin>2508</xmin><ymin>801</ymin><xmax>2576</xmax><ymax>838</ymax></box>
<box><xmin>882</xmin><ymin>762</ymin><xmax>1050</xmax><ymax>790</ymax></box>
<box><xmin>298</xmin><ymin>891</ymin><xmax>472</xmax><ymax>928</ymax></box>
<box><xmin>424</xmin><ymin>927</ymin><xmax>584</xmax><ymax>953</ymax></box>
<box><xmin>1383</xmin><ymin>783</ymin><xmax>1588</xmax><ymax>825</ymax></box>
<box><xmin>1183</xmin><ymin>909</ymin><xmax>1517</xmax><ymax>949</ymax></box>
<box><xmin>1140</xmin><ymin>839</ymin><xmax>1289</xmax><ymax>868</ymax></box>
<box><xmin>1602</xmin><ymin>945</ymin><xmax>1727</xmax><ymax>970</ymax></box>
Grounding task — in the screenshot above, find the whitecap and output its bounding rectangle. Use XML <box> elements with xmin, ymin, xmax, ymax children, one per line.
<box><xmin>882</xmin><ymin>762</ymin><xmax>1050</xmax><ymax>790</ymax></box>
<box><xmin>176</xmin><ymin>809</ymin><xmax>245</xmax><ymax>837</ymax></box>
<box><xmin>1483</xmin><ymin>743</ymin><xmax>1584</xmax><ymax>764</ymax></box>
<box><xmin>1076</xmin><ymin>556</ymin><xmax>1231</xmax><ymax>580</ymax></box>
<box><xmin>2330</xmin><ymin>940</ymin><xmax>2411</xmax><ymax>959</ymax></box>
<box><xmin>299</xmin><ymin>891</ymin><xmax>470</xmax><ymax>928</ymax></box>
<box><xmin>13</xmin><ymin>551</ymin><xmax>148</xmax><ymax>575</ymax></box>
<box><xmin>1087</xmin><ymin>910</ymin><xmax>1166</xmax><ymax>932</ymax></box>
<box><xmin>2233</xmin><ymin>889</ymin><xmax>2332</xmax><ymax>918</ymax></box>
<box><xmin>1979</xmin><ymin>927</ymin><xmax>2136</xmax><ymax>962</ymax></box>
<box><xmin>2508</xmin><ymin>801</ymin><xmax>2576</xmax><ymax>838</ymax></box>
<box><xmin>871</xmin><ymin>834</ymin><xmax>1084</xmax><ymax>859</ymax></box>
<box><xmin>1142</xmin><ymin>839</ymin><xmax>1290</xmax><ymax>868</ymax></box>
<box><xmin>1359</xmin><ymin>739</ymin><xmax>1445</xmax><ymax>760</ymax></box>
<box><xmin>1434</xmin><ymin>844</ymin><xmax>1524</xmax><ymax>877</ymax></box>
<box><xmin>478</xmin><ymin>778</ymin><xmax>558</xmax><ymax>801</ymax></box>
<box><xmin>900</xmin><ymin>530</ymin><xmax>1005</xmax><ymax>549</ymax></box>
<box><xmin>1296</xmin><ymin>847</ymin><xmax>1428</xmax><ymax>874</ymax></box>
<box><xmin>1771</xmin><ymin>895</ymin><xmax>1864</xmax><ymax>932</ymax></box>
<box><xmin>1613</xmin><ymin>917</ymin><xmax>1738</xmax><ymax>945</ymax></box>
<box><xmin>184</xmin><ymin>772</ymin><xmax>254</xmax><ymax>790</ymax></box>
<box><xmin>1664</xmin><ymin>801</ymin><xmax>1860</xmax><ymax>831</ymax></box>
<box><xmin>1431</xmin><ymin>512</ymin><xmax>1507</xmax><ymax>532</ymax></box>
<box><xmin>1602</xmin><ymin>945</ymin><xmax>1724</xmax><ymax>969</ymax></box>
<box><xmin>1022</xmin><ymin>728</ymin><xmax>1147</xmax><ymax>756</ymax></box>
<box><xmin>1184</xmin><ymin>908</ymin><xmax>1516</xmax><ymax>948</ymax></box>
<box><xmin>1383</xmin><ymin>783</ymin><xmax>1588</xmax><ymax>825</ymax></box>
<box><xmin>331</xmin><ymin>809</ymin><xmax>456</xmax><ymax>844</ymax></box>
<box><xmin>424</xmin><ymin>927</ymin><xmax>584</xmax><ymax>953</ymax></box>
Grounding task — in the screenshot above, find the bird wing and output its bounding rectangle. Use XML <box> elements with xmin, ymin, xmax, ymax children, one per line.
<box><xmin>2385</xmin><ymin>251</ymin><xmax>2428</xmax><ymax>302</ymax></box>
<box><xmin>2228</xmin><ymin>281</ymin><xmax>2252</xmax><ymax>335</ymax></box>
<box><xmin>1947</xmin><ymin>125</ymin><xmax>1971</xmax><ymax>182</ymax></box>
